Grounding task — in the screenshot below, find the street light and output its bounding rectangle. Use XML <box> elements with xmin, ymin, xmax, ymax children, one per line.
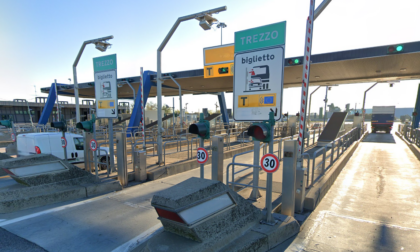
<box><xmin>73</xmin><ymin>35</ymin><xmax>114</xmax><ymax>123</ymax></box>
<box><xmin>216</xmin><ymin>22</ymin><xmax>227</xmax><ymax>45</ymax></box>
<box><xmin>156</xmin><ymin>6</ymin><xmax>227</xmax><ymax>164</ymax></box>
<box><xmin>362</xmin><ymin>81</ymin><xmax>397</xmax><ymax>129</ymax></box>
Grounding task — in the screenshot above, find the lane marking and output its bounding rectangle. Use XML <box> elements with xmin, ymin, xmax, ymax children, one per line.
<box><xmin>111</xmin><ymin>223</ymin><xmax>163</xmax><ymax>252</ymax></box>
<box><xmin>0</xmin><ymin>190</ymin><xmax>124</xmax><ymax>227</ymax></box>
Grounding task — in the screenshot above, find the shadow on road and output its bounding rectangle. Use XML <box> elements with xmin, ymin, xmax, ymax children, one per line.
<box><xmin>363</xmin><ymin>133</ymin><xmax>396</xmax><ymax>144</ymax></box>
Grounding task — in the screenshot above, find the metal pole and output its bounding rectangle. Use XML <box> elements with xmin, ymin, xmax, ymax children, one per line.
<box><xmin>93</xmin><ymin>123</ymin><xmax>98</xmax><ymax>178</ymax></box>
<box><xmin>308</xmin><ymin>86</ymin><xmax>321</xmax><ymax>125</ymax></box>
<box><xmin>249</xmin><ymin>141</ymin><xmax>261</xmax><ymax>201</ymax></box>
<box><xmin>314</xmin><ymin>0</ymin><xmax>333</xmax><ymax>21</ymax></box>
<box><xmin>156</xmin><ymin>6</ymin><xmax>227</xmax><ymax>165</ymax></box>
<box><xmin>323</xmin><ymin>86</ymin><xmax>328</xmax><ymax>128</ymax></box>
<box><xmin>108</xmin><ymin>119</ymin><xmax>115</xmax><ymax>172</ymax></box>
<box><xmin>200</xmin><ymin>138</ymin><xmax>204</xmax><ymax>179</ymax></box>
<box><xmin>265</xmin><ymin>123</ymin><xmax>275</xmax><ymax>224</ymax></box>
<box><xmin>362</xmin><ymin>83</ymin><xmax>378</xmax><ymax>129</ymax></box>
<box><xmin>62</xmin><ymin>131</ymin><xmax>67</xmax><ymax>160</ymax></box>
<box><xmin>173</xmin><ymin>97</ymin><xmax>175</xmax><ymax>137</ymax></box>
<box><xmin>140</xmin><ymin>67</ymin><xmax>146</xmax><ymax>150</ymax></box>
<box><xmin>73</xmin><ymin>35</ymin><xmax>114</xmax><ymax>123</ymax></box>
<box><xmin>169</xmin><ymin>76</ymin><xmax>183</xmax><ymax>134</ymax></box>
<box><xmin>54</xmin><ymin>79</ymin><xmax>60</xmax><ymax>121</ymax></box>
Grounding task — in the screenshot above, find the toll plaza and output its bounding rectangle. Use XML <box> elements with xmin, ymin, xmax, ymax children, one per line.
<box><xmin>1</xmin><ymin>3</ymin><xmax>420</xmax><ymax>252</ymax></box>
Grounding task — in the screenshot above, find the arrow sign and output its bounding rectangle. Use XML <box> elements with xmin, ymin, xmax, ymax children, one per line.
<box><xmin>111</xmin><ymin>109</ymin><xmax>115</xmax><ymax>114</ymax></box>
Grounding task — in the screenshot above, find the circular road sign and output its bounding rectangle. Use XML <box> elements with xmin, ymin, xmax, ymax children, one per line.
<box><xmin>11</xmin><ymin>133</ymin><xmax>16</xmax><ymax>142</ymax></box>
<box><xmin>61</xmin><ymin>137</ymin><xmax>67</xmax><ymax>148</ymax></box>
<box><xmin>260</xmin><ymin>153</ymin><xmax>279</xmax><ymax>173</ymax></box>
<box><xmin>196</xmin><ymin>147</ymin><xmax>209</xmax><ymax>164</ymax></box>
<box><xmin>89</xmin><ymin>139</ymin><xmax>98</xmax><ymax>152</ymax></box>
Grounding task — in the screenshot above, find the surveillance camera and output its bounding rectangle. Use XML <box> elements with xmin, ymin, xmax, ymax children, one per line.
<box><xmin>199</xmin><ymin>19</ymin><xmax>212</xmax><ymax>30</ymax></box>
<box><xmin>95</xmin><ymin>41</ymin><xmax>111</xmax><ymax>52</ymax></box>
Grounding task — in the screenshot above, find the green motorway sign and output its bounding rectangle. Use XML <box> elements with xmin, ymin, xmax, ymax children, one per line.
<box><xmin>93</xmin><ymin>54</ymin><xmax>117</xmax><ymax>72</ymax></box>
<box><xmin>234</xmin><ymin>22</ymin><xmax>286</xmax><ymax>53</ymax></box>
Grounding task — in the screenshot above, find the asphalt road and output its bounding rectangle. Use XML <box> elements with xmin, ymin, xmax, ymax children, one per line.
<box><xmin>284</xmin><ymin>132</ymin><xmax>420</xmax><ymax>252</ymax></box>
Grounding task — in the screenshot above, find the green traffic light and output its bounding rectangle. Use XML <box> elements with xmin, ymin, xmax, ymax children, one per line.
<box><xmin>294</xmin><ymin>59</ymin><xmax>299</xmax><ymax>64</ymax></box>
<box><xmin>396</xmin><ymin>45</ymin><xmax>403</xmax><ymax>52</ymax></box>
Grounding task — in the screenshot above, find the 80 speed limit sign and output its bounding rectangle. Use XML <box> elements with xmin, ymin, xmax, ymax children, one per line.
<box><xmin>196</xmin><ymin>147</ymin><xmax>208</xmax><ymax>164</ymax></box>
<box><xmin>260</xmin><ymin>153</ymin><xmax>279</xmax><ymax>173</ymax></box>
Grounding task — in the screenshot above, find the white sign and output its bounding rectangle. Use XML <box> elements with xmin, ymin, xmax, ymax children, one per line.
<box><xmin>196</xmin><ymin>147</ymin><xmax>209</xmax><ymax>164</ymax></box>
<box><xmin>61</xmin><ymin>137</ymin><xmax>67</xmax><ymax>148</ymax></box>
<box><xmin>94</xmin><ymin>70</ymin><xmax>118</xmax><ymax>118</ymax></box>
<box><xmin>89</xmin><ymin>139</ymin><xmax>98</xmax><ymax>152</ymax></box>
<box><xmin>233</xmin><ymin>46</ymin><xmax>284</xmax><ymax>121</ymax></box>
<box><xmin>260</xmin><ymin>153</ymin><xmax>279</xmax><ymax>173</ymax></box>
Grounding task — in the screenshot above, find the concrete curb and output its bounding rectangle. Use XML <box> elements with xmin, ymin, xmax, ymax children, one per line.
<box><xmin>303</xmin><ymin>133</ymin><xmax>367</xmax><ymax>211</ymax></box>
<box><xmin>146</xmin><ymin>144</ymin><xmax>255</xmax><ymax>181</ymax></box>
<box><xmin>395</xmin><ymin>131</ymin><xmax>420</xmax><ymax>161</ymax></box>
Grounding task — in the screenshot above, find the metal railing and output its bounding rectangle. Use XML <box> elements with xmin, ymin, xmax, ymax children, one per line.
<box><xmin>399</xmin><ymin>124</ymin><xmax>420</xmax><ymax>147</ymax></box>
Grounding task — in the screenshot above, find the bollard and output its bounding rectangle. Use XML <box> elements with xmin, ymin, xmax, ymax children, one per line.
<box><xmin>281</xmin><ymin>140</ymin><xmax>298</xmax><ymax>217</ymax></box>
<box><xmin>295</xmin><ymin>166</ymin><xmax>307</xmax><ymax>214</ymax></box>
<box><xmin>133</xmin><ymin>151</ymin><xmax>147</xmax><ymax>182</ymax></box>
<box><xmin>116</xmin><ymin>132</ymin><xmax>128</xmax><ymax>187</ymax></box>
<box><xmin>211</xmin><ymin>136</ymin><xmax>224</xmax><ymax>182</ymax></box>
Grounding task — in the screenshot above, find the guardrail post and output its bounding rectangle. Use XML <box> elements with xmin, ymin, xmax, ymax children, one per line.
<box><xmin>211</xmin><ymin>136</ymin><xmax>223</xmax><ymax>182</ymax></box>
<box><xmin>322</xmin><ymin>147</ymin><xmax>326</xmax><ymax>174</ymax></box>
<box><xmin>116</xmin><ymin>132</ymin><xmax>128</xmax><ymax>187</ymax></box>
<box><xmin>331</xmin><ymin>140</ymin><xmax>335</xmax><ymax>164</ymax></box>
<box><xmin>249</xmin><ymin>141</ymin><xmax>261</xmax><ymax>201</ymax></box>
<box><xmin>281</xmin><ymin>140</ymin><xmax>297</xmax><ymax>217</ymax></box>
<box><xmin>133</xmin><ymin>150</ymin><xmax>147</xmax><ymax>182</ymax></box>
<box><xmin>313</xmin><ymin>129</ymin><xmax>316</xmax><ymax>145</ymax></box>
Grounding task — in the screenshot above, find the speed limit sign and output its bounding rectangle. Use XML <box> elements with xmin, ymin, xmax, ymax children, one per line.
<box><xmin>260</xmin><ymin>153</ymin><xmax>279</xmax><ymax>173</ymax></box>
<box><xmin>89</xmin><ymin>139</ymin><xmax>98</xmax><ymax>151</ymax></box>
<box><xmin>196</xmin><ymin>147</ymin><xmax>208</xmax><ymax>164</ymax></box>
<box><xmin>11</xmin><ymin>133</ymin><xmax>16</xmax><ymax>142</ymax></box>
<box><xmin>61</xmin><ymin>137</ymin><xmax>67</xmax><ymax>148</ymax></box>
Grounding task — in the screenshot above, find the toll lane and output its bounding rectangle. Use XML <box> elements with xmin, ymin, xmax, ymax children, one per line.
<box><xmin>285</xmin><ymin>132</ymin><xmax>420</xmax><ymax>252</ymax></box>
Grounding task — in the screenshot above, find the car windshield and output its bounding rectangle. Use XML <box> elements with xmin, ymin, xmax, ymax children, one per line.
<box><xmin>74</xmin><ymin>137</ymin><xmax>84</xmax><ymax>150</ymax></box>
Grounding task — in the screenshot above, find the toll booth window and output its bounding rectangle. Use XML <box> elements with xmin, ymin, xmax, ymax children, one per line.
<box><xmin>74</xmin><ymin>137</ymin><xmax>84</xmax><ymax>150</ymax></box>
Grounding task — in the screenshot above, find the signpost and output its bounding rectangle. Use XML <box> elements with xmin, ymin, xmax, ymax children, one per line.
<box><xmin>233</xmin><ymin>22</ymin><xmax>286</xmax><ymax>122</ymax></box>
<box><xmin>93</xmin><ymin>54</ymin><xmax>117</xmax><ymax>173</ymax></box>
<box><xmin>89</xmin><ymin>139</ymin><xmax>98</xmax><ymax>152</ymax></box>
<box><xmin>196</xmin><ymin>147</ymin><xmax>209</xmax><ymax>164</ymax></box>
<box><xmin>260</xmin><ymin>153</ymin><xmax>279</xmax><ymax>173</ymax></box>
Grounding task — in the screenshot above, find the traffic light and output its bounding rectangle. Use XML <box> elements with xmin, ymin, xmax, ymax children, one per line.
<box><xmin>287</xmin><ymin>58</ymin><xmax>302</xmax><ymax>66</ymax></box>
<box><xmin>248</xmin><ymin>122</ymin><xmax>271</xmax><ymax>143</ymax></box>
<box><xmin>76</xmin><ymin>115</ymin><xmax>96</xmax><ymax>133</ymax></box>
<box><xmin>51</xmin><ymin>120</ymin><xmax>67</xmax><ymax>132</ymax></box>
<box><xmin>188</xmin><ymin>113</ymin><xmax>210</xmax><ymax>139</ymax></box>
<box><xmin>387</xmin><ymin>44</ymin><xmax>404</xmax><ymax>54</ymax></box>
<box><xmin>218</xmin><ymin>67</ymin><xmax>229</xmax><ymax>74</ymax></box>
<box><xmin>0</xmin><ymin>120</ymin><xmax>12</xmax><ymax>128</ymax></box>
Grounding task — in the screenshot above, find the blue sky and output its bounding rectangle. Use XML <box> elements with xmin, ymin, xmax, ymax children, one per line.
<box><xmin>1</xmin><ymin>0</ymin><xmax>419</xmax><ymax>115</ymax></box>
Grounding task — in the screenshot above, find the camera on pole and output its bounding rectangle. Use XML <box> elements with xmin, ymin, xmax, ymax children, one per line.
<box><xmin>188</xmin><ymin>113</ymin><xmax>210</xmax><ymax>139</ymax></box>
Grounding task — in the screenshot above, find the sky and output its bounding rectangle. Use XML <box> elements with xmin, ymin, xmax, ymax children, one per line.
<box><xmin>1</xmin><ymin>0</ymin><xmax>419</xmax><ymax>116</ymax></box>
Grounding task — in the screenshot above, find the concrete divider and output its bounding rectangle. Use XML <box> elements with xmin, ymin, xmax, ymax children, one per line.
<box><xmin>303</xmin><ymin>132</ymin><xmax>367</xmax><ymax>211</ymax></box>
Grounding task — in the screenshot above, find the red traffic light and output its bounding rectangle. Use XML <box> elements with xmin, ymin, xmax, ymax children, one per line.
<box><xmin>248</xmin><ymin>123</ymin><xmax>271</xmax><ymax>142</ymax></box>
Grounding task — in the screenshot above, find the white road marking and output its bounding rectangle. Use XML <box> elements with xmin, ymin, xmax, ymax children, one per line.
<box><xmin>111</xmin><ymin>223</ymin><xmax>163</xmax><ymax>252</ymax></box>
<box><xmin>0</xmin><ymin>190</ymin><xmax>123</xmax><ymax>227</ymax></box>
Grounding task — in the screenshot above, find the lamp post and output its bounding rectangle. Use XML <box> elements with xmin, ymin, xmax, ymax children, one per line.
<box><xmin>323</xmin><ymin>86</ymin><xmax>331</xmax><ymax>127</ymax></box>
<box><xmin>156</xmin><ymin>6</ymin><xmax>227</xmax><ymax>165</ymax></box>
<box><xmin>73</xmin><ymin>35</ymin><xmax>114</xmax><ymax>123</ymax></box>
<box><xmin>216</xmin><ymin>22</ymin><xmax>227</xmax><ymax>45</ymax></box>
<box><xmin>307</xmin><ymin>86</ymin><xmax>321</xmax><ymax>125</ymax></box>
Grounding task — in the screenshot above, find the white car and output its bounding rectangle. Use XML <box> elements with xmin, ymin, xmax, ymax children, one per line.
<box><xmin>17</xmin><ymin>132</ymin><xmax>110</xmax><ymax>169</ymax></box>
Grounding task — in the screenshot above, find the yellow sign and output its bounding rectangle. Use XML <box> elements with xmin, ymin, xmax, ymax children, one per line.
<box><xmin>238</xmin><ymin>93</ymin><xmax>276</xmax><ymax>108</ymax></box>
<box><xmin>98</xmin><ymin>100</ymin><xmax>116</xmax><ymax>109</ymax></box>
<box><xmin>204</xmin><ymin>63</ymin><xmax>234</xmax><ymax>79</ymax></box>
<box><xmin>204</xmin><ymin>44</ymin><xmax>234</xmax><ymax>66</ymax></box>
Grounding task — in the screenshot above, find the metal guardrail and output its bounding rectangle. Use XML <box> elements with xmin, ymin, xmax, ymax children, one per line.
<box><xmin>399</xmin><ymin>124</ymin><xmax>420</xmax><ymax>147</ymax></box>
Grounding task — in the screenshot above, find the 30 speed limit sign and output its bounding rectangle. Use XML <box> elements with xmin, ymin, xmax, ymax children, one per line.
<box><xmin>61</xmin><ymin>137</ymin><xmax>67</xmax><ymax>148</ymax></box>
<box><xmin>11</xmin><ymin>133</ymin><xmax>16</xmax><ymax>142</ymax></box>
<box><xmin>260</xmin><ymin>153</ymin><xmax>279</xmax><ymax>173</ymax></box>
<box><xmin>89</xmin><ymin>139</ymin><xmax>98</xmax><ymax>152</ymax></box>
<box><xmin>196</xmin><ymin>147</ymin><xmax>208</xmax><ymax>164</ymax></box>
